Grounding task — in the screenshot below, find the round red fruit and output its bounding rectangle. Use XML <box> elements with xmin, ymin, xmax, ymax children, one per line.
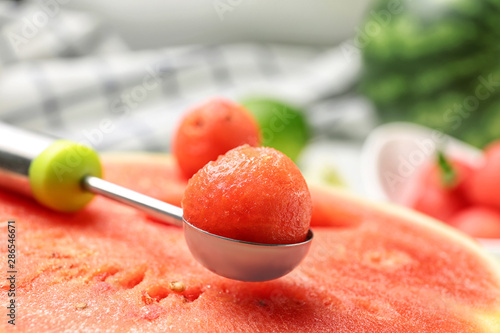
<box><xmin>402</xmin><ymin>156</ymin><xmax>472</xmax><ymax>222</ymax></box>
<box><xmin>424</xmin><ymin>157</ymin><xmax>474</xmax><ymax>195</ymax></box>
<box><xmin>182</xmin><ymin>145</ymin><xmax>312</xmax><ymax>245</ymax></box>
<box><xmin>409</xmin><ymin>184</ymin><xmax>466</xmax><ymax>223</ymax></box>
<box><xmin>449</xmin><ymin>206</ymin><xmax>500</xmax><ymax>239</ymax></box>
<box><xmin>466</xmin><ymin>140</ymin><xmax>500</xmax><ymax>210</ymax></box>
<box><xmin>173</xmin><ymin>98</ymin><xmax>261</xmax><ymax>179</ymax></box>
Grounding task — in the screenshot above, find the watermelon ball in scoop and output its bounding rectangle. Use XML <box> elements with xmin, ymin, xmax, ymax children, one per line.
<box><xmin>182</xmin><ymin>145</ymin><xmax>312</xmax><ymax>245</ymax></box>
<box><xmin>173</xmin><ymin>98</ymin><xmax>261</xmax><ymax>179</ymax></box>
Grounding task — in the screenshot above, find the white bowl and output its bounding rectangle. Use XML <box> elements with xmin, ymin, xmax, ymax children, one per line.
<box><xmin>361</xmin><ymin>122</ymin><xmax>500</xmax><ymax>259</ymax></box>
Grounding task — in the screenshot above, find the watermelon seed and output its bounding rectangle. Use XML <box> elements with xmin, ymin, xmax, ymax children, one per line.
<box><xmin>169</xmin><ymin>281</ymin><xmax>186</xmax><ymax>293</ymax></box>
<box><xmin>75</xmin><ymin>303</ymin><xmax>87</xmax><ymax>310</ymax></box>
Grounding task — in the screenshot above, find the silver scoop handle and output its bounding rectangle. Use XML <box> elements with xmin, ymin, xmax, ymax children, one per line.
<box><xmin>0</xmin><ymin>123</ymin><xmax>54</xmax><ymax>196</ymax></box>
<box><xmin>0</xmin><ymin>123</ymin><xmax>54</xmax><ymax>174</ymax></box>
<box><xmin>0</xmin><ymin>122</ymin><xmax>183</xmax><ymax>226</ymax></box>
<box><xmin>82</xmin><ymin>175</ymin><xmax>183</xmax><ymax>227</ymax></box>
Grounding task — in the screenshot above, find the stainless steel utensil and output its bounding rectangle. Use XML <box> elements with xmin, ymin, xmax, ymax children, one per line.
<box><xmin>0</xmin><ymin>122</ymin><xmax>313</xmax><ymax>281</ymax></box>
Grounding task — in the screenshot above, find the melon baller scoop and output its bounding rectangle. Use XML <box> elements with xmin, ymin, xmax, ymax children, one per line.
<box><xmin>0</xmin><ymin>122</ymin><xmax>313</xmax><ymax>282</ymax></box>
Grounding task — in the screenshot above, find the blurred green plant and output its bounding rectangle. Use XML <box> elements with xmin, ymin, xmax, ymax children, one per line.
<box><xmin>359</xmin><ymin>0</ymin><xmax>500</xmax><ymax>147</ymax></box>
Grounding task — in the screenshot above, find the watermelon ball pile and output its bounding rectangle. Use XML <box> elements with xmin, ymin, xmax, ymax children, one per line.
<box><xmin>182</xmin><ymin>145</ymin><xmax>312</xmax><ymax>245</ymax></box>
<box><xmin>404</xmin><ymin>141</ymin><xmax>500</xmax><ymax>238</ymax></box>
<box><xmin>172</xmin><ymin>98</ymin><xmax>261</xmax><ymax>179</ymax></box>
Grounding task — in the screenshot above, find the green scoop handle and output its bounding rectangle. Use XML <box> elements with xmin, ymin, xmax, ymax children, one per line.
<box><xmin>0</xmin><ymin>123</ymin><xmax>101</xmax><ymax>211</ymax></box>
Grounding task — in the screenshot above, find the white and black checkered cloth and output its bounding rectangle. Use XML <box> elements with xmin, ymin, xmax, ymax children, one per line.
<box><xmin>0</xmin><ymin>1</ymin><xmax>371</xmax><ymax>153</ymax></box>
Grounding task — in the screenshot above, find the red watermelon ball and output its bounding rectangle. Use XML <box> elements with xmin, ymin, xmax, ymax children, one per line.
<box><xmin>466</xmin><ymin>140</ymin><xmax>500</xmax><ymax>210</ymax></box>
<box><xmin>182</xmin><ymin>145</ymin><xmax>312</xmax><ymax>245</ymax></box>
<box><xmin>449</xmin><ymin>206</ymin><xmax>500</xmax><ymax>239</ymax></box>
<box><xmin>172</xmin><ymin>98</ymin><xmax>261</xmax><ymax>179</ymax></box>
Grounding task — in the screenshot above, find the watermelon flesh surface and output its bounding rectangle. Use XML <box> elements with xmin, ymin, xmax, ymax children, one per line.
<box><xmin>0</xmin><ymin>154</ymin><xmax>500</xmax><ymax>332</ymax></box>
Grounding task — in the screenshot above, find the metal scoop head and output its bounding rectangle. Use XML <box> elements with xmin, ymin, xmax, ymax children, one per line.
<box><xmin>184</xmin><ymin>220</ymin><xmax>313</xmax><ymax>281</ymax></box>
<box><xmin>84</xmin><ymin>176</ymin><xmax>314</xmax><ymax>282</ymax></box>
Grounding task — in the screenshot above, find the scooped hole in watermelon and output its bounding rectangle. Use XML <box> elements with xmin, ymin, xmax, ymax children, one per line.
<box><xmin>111</xmin><ymin>265</ymin><xmax>148</xmax><ymax>289</ymax></box>
<box><xmin>144</xmin><ymin>285</ymin><xmax>173</xmax><ymax>302</ymax></box>
<box><xmin>89</xmin><ymin>265</ymin><xmax>120</xmax><ymax>282</ymax></box>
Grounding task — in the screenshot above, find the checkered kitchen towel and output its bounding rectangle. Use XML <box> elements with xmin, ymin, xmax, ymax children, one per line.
<box><xmin>0</xmin><ymin>1</ymin><xmax>369</xmax><ymax>153</ymax></box>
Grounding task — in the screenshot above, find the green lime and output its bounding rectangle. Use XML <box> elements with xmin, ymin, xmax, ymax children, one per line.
<box><xmin>240</xmin><ymin>98</ymin><xmax>310</xmax><ymax>161</ymax></box>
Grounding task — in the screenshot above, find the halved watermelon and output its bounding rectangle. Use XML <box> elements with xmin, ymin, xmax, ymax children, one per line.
<box><xmin>1</xmin><ymin>154</ymin><xmax>500</xmax><ymax>332</ymax></box>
